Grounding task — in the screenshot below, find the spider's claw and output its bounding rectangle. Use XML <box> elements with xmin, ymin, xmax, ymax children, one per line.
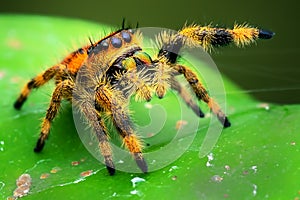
<box><xmin>197</xmin><ymin>108</ymin><xmax>205</xmax><ymax>118</ymax></box>
<box><xmin>216</xmin><ymin>114</ymin><xmax>231</xmax><ymax>128</ymax></box>
<box><xmin>134</xmin><ymin>153</ymin><xmax>148</xmax><ymax>173</ymax></box>
<box><xmin>14</xmin><ymin>97</ymin><xmax>26</xmax><ymax>110</ymax></box>
<box><xmin>34</xmin><ymin>138</ymin><xmax>45</xmax><ymax>152</ymax></box>
<box><xmin>104</xmin><ymin>158</ymin><xmax>116</xmax><ymax>175</ymax></box>
<box><xmin>199</xmin><ymin>111</ymin><xmax>205</xmax><ymax>118</ymax></box>
<box><xmin>223</xmin><ymin>117</ymin><xmax>231</xmax><ymax>128</ymax></box>
<box><xmin>106</xmin><ymin>165</ymin><xmax>116</xmax><ymax>176</ymax></box>
<box><xmin>192</xmin><ymin>106</ymin><xmax>205</xmax><ymax>118</ymax></box>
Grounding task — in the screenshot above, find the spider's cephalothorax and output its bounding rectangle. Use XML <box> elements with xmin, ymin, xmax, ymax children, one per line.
<box><xmin>14</xmin><ymin>23</ymin><xmax>274</xmax><ymax>175</ymax></box>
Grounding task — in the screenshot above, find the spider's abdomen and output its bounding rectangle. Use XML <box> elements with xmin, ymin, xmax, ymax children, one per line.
<box><xmin>62</xmin><ymin>47</ymin><xmax>89</xmax><ymax>75</ymax></box>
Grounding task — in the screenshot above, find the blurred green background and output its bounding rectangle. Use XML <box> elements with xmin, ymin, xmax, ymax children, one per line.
<box><xmin>1</xmin><ymin>0</ymin><xmax>299</xmax><ymax>103</ymax></box>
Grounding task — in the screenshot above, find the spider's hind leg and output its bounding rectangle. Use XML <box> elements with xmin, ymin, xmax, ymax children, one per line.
<box><xmin>170</xmin><ymin>77</ymin><xmax>205</xmax><ymax>118</ymax></box>
<box><xmin>173</xmin><ymin>64</ymin><xmax>231</xmax><ymax>128</ymax></box>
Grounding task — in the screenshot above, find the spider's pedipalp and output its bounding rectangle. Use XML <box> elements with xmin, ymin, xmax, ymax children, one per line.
<box><xmin>34</xmin><ymin>79</ymin><xmax>74</xmax><ymax>152</ymax></box>
<box><xmin>152</xmin><ymin>61</ymin><xmax>174</xmax><ymax>99</ymax></box>
<box><xmin>113</xmin><ymin>64</ymin><xmax>154</xmax><ymax>102</ymax></box>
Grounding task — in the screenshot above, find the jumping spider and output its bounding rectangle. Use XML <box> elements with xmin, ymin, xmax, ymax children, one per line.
<box><xmin>14</xmin><ymin>21</ymin><xmax>274</xmax><ymax>175</ymax></box>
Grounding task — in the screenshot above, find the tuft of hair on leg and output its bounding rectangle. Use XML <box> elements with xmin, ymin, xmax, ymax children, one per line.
<box><xmin>123</xmin><ymin>134</ymin><xmax>148</xmax><ymax>173</ymax></box>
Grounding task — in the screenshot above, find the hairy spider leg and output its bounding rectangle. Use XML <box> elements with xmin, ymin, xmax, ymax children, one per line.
<box><xmin>170</xmin><ymin>77</ymin><xmax>205</xmax><ymax>118</ymax></box>
<box><xmin>34</xmin><ymin>79</ymin><xmax>74</xmax><ymax>152</ymax></box>
<box><xmin>14</xmin><ymin>64</ymin><xmax>66</xmax><ymax>110</ymax></box>
<box><xmin>95</xmin><ymin>82</ymin><xmax>148</xmax><ymax>173</ymax></box>
<box><xmin>72</xmin><ymin>66</ymin><xmax>117</xmax><ymax>175</ymax></box>
<box><xmin>173</xmin><ymin>64</ymin><xmax>230</xmax><ymax>127</ymax></box>
<box><xmin>178</xmin><ymin>24</ymin><xmax>275</xmax><ymax>51</ymax></box>
<box><xmin>155</xmin><ymin>23</ymin><xmax>274</xmax><ymax>127</ymax></box>
<box><xmin>77</xmin><ymin>99</ymin><xmax>116</xmax><ymax>175</ymax></box>
<box><xmin>111</xmin><ymin>98</ymin><xmax>147</xmax><ymax>173</ymax></box>
<box><xmin>14</xmin><ymin>45</ymin><xmax>90</xmax><ymax>110</ymax></box>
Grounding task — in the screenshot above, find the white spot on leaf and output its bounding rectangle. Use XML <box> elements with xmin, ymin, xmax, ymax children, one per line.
<box><xmin>131</xmin><ymin>177</ymin><xmax>145</xmax><ymax>188</ymax></box>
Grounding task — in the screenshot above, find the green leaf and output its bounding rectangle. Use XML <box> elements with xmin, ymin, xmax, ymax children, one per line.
<box><xmin>1</xmin><ymin>15</ymin><xmax>299</xmax><ymax>199</ymax></box>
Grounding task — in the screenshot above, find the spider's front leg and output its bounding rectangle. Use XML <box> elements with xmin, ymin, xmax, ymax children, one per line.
<box><xmin>95</xmin><ymin>84</ymin><xmax>148</xmax><ymax>173</ymax></box>
<box><xmin>178</xmin><ymin>23</ymin><xmax>275</xmax><ymax>51</ymax></box>
<box><xmin>76</xmin><ymin>99</ymin><xmax>115</xmax><ymax>175</ymax></box>
<box><xmin>34</xmin><ymin>79</ymin><xmax>74</xmax><ymax>152</ymax></box>
<box><xmin>111</xmin><ymin>98</ymin><xmax>147</xmax><ymax>173</ymax></box>
<box><xmin>173</xmin><ymin>64</ymin><xmax>231</xmax><ymax>127</ymax></box>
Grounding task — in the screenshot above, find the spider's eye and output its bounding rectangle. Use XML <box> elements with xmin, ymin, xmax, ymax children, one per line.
<box><xmin>111</xmin><ymin>37</ymin><xmax>122</xmax><ymax>48</ymax></box>
<box><xmin>78</xmin><ymin>48</ymin><xmax>85</xmax><ymax>54</ymax></box>
<box><xmin>90</xmin><ymin>39</ymin><xmax>109</xmax><ymax>55</ymax></box>
<box><xmin>100</xmin><ymin>39</ymin><xmax>109</xmax><ymax>50</ymax></box>
<box><xmin>128</xmin><ymin>29</ymin><xmax>134</xmax><ymax>34</ymax></box>
<box><xmin>87</xmin><ymin>46</ymin><xmax>94</xmax><ymax>54</ymax></box>
<box><xmin>121</xmin><ymin>31</ymin><xmax>131</xmax><ymax>43</ymax></box>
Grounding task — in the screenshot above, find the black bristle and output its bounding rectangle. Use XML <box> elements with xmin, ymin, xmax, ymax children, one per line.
<box><xmin>88</xmin><ymin>37</ymin><xmax>94</xmax><ymax>46</ymax></box>
<box><xmin>122</xmin><ymin>18</ymin><xmax>126</xmax><ymax>29</ymax></box>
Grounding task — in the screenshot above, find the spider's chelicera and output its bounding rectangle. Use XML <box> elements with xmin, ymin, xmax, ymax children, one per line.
<box><xmin>14</xmin><ymin>22</ymin><xmax>274</xmax><ymax>175</ymax></box>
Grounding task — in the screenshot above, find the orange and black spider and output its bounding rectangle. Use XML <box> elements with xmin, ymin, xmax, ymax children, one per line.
<box><xmin>14</xmin><ymin>22</ymin><xmax>274</xmax><ymax>175</ymax></box>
